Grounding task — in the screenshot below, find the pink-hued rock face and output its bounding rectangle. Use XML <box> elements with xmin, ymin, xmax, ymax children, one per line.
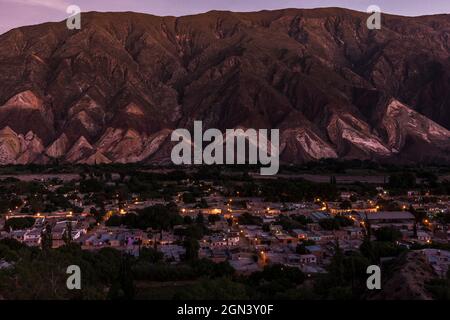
<box><xmin>0</xmin><ymin>126</ymin><xmax>45</xmax><ymax>164</ymax></box>
<box><xmin>0</xmin><ymin>9</ymin><xmax>450</xmax><ymax>165</ymax></box>
<box><xmin>3</xmin><ymin>91</ymin><xmax>43</xmax><ymax>110</ymax></box>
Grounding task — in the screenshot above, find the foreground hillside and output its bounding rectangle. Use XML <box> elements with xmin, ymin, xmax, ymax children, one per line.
<box><xmin>368</xmin><ymin>251</ymin><xmax>436</xmax><ymax>300</ymax></box>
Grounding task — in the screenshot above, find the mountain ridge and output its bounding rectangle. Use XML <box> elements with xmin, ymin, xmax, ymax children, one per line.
<box><xmin>0</xmin><ymin>8</ymin><xmax>450</xmax><ymax>165</ymax></box>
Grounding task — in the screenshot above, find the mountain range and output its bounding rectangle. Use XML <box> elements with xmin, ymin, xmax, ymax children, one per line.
<box><xmin>0</xmin><ymin>8</ymin><xmax>450</xmax><ymax>165</ymax></box>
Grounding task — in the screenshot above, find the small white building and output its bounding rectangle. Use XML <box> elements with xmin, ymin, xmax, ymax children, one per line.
<box><xmin>417</xmin><ymin>231</ymin><xmax>432</xmax><ymax>243</ymax></box>
<box><xmin>23</xmin><ymin>229</ymin><xmax>42</xmax><ymax>246</ymax></box>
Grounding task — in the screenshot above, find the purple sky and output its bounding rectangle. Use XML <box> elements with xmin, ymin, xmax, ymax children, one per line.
<box><xmin>1</xmin><ymin>0</ymin><xmax>450</xmax><ymax>35</ymax></box>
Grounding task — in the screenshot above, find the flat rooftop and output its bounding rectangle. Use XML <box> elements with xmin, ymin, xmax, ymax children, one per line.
<box><xmin>360</xmin><ymin>211</ymin><xmax>414</xmax><ymax>220</ymax></box>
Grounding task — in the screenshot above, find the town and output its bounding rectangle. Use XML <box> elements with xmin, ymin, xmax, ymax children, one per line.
<box><xmin>0</xmin><ymin>162</ymin><xmax>449</xmax><ymax>299</ymax></box>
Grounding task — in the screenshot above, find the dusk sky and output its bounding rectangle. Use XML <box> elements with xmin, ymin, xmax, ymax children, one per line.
<box><xmin>1</xmin><ymin>0</ymin><xmax>450</xmax><ymax>35</ymax></box>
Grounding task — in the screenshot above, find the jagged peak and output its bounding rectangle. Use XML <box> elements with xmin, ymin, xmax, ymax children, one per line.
<box><xmin>65</xmin><ymin>136</ymin><xmax>94</xmax><ymax>162</ymax></box>
<box><xmin>385</xmin><ymin>99</ymin><xmax>450</xmax><ymax>140</ymax></box>
<box><xmin>45</xmin><ymin>134</ymin><xmax>70</xmax><ymax>158</ymax></box>
<box><xmin>68</xmin><ymin>95</ymin><xmax>102</xmax><ymax>117</ymax></box>
<box><xmin>0</xmin><ymin>126</ymin><xmax>18</xmax><ymax>136</ymax></box>
<box><xmin>124</xmin><ymin>103</ymin><xmax>145</xmax><ymax>117</ymax></box>
<box><xmin>80</xmin><ymin>151</ymin><xmax>111</xmax><ymax>165</ymax></box>
<box><xmin>124</xmin><ymin>128</ymin><xmax>141</xmax><ymax>139</ymax></box>
<box><xmin>3</xmin><ymin>90</ymin><xmax>43</xmax><ymax>110</ymax></box>
<box><xmin>70</xmin><ymin>136</ymin><xmax>93</xmax><ymax>150</ymax></box>
<box><xmin>24</xmin><ymin>131</ymin><xmax>35</xmax><ymax>140</ymax></box>
<box><xmin>56</xmin><ymin>133</ymin><xmax>69</xmax><ymax>141</ymax></box>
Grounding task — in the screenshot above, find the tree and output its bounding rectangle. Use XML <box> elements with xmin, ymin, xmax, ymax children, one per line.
<box><xmin>340</xmin><ymin>200</ymin><xmax>352</xmax><ymax>210</ymax></box>
<box><xmin>198</xmin><ymin>198</ymin><xmax>208</xmax><ymax>209</ymax></box>
<box><xmin>409</xmin><ymin>205</ymin><xmax>426</xmax><ymax>238</ymax></box>
<box><xmin>183</xmin><ymin>216</ymin><xmax>193</xmax><ymax>224</ymax></box>
<box><xmin>238</xmin><ymin>212</ymin><xmax>262</xmax><ymax>226</ymax></box>
<box><xmin>327</xmin><ymin>241</ymin><xmax>346</xmax><ymax>286</ymax></box>
<box><xmin>247</xmin><ymin>264</ymin><xmax>306</xmax><ymax>299</ymax></box>
<box><xmin>335</xmin><ymin>215</ymin><xmax>354</xmax><ymax>227</ymax></box>
<box><xmin>191</xmin><ymin>259</ymin><xmax>234</xmax><ymax>278</ymax></box>
<box><xmin>108</xmin><ymin>254</ymin><xmax>135</xmax><ymax>300</ymax></box>
<box><xmin>105</xmin><ymin>215</ymin><xmax>123</xmax><ymax>227</ymax></box>
<box><xmin>79</xmin><ymin>179</ymin><xmax>103</xmax><ymax>193</ymax></box>
<box><xmin>90</xmin><ymin>207</ymin><xmax>104</xmax><ymax>223</ymax></box>
<box><xmin>183</xmin><ymin>237</ymin><xmax>199</xmax><ymax>261</ymax></box>
<box><xmin>62</xmin><ymin>221</ymin><xmax>73</xmax><ymax>245</ymax></box>
<box><xmin>417</xmin><ymin>171</ymin><xmax>438</xmax><ymax>188</ymax></box>
<box><xmin>0</xmin><ymin>200</ymin><xmax>9</xmax><ymax>215</ymax></box>
<box><xmin>0</xmin><ymin>242</ymin><xmax>124</xmax><ymax>300</ymax></box>
<box><xmin>319</xmin><ymin>216</ymin><xmax>353</xmax><ymax>230</ymax></box>
<box><xmin>41</xmin><ymin>224</ymin><xmax>53</xmax><ymax>251</ymax></box>
<box><xmin>138</xmin><ymin>247</ymin><xmax>163</xmax><ymax>264</ymax></box>
<box><xmin>207</xmin><ymin>214</ymin><xmax>221</xmax><ymax>224</ymax></box>
<box><xmin>388</xmin><ymin>172</ymin><xmax>416</xmax><ymax>189</ymax></box>
<box><xmin>137</xmin><ymin>204</ymin><xmax>183</xmax><ymax>230</ymax></box>
<box><xmin>181</xmin><ymin>224</ymin><xmax>205</xmax><ymax>240</ymax></box>
<box><xmin>374</xmin><ymin>227</ymin><xmax>402</xmax><ymax>242</ymax></box>
<box><xmin>360</xmin><ymin>236</ymin><xmax>378</xmax><ymax>264</ymax></box>
<box><xmin>292</xmin><ymin>215</ymin><xmax>313</xmax><ymax>225</ymax></box>
<box><xmin>182</xmin><ymin>192</ymin><xmax>196</xmax><ymax>204</ymax></box>
<box><xmin>29</xmin><ymin>198</ymin><xmax>44</xmax><ymax>214</ymax></box>
<box><xmin>296</xmin><ymin>240</ymin><xmax>316</xmax><ymax>254</ymax></box>
<box><xmin>195</xmin><ymin>213</ymin><xmax>205</xmax><ymax>225</ymax></box>
<box><xmin>376</xmin><ymin>199</ymin><xmax>402</xmax><ymax>211</ymax></box>
<box><xmin>330</xmin><ymin>176</ymin><xmax>337</xmax><ymax>185</ymax></box>
<box><xmin>262</xmin><ymin>223</ymin><xmax>271</xmax><ymax>232</ymax></box>
<box><xmin>5</xmin><ymin>217</ymin><xmax>35</xmax><ymax>230</ymax></box>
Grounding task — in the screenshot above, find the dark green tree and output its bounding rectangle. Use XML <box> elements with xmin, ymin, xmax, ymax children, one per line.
<box><xmin>41</xmin><ymin>224</ymin><xmax>53</xmax><ymax>251</ymax></box>
<box><xmin>62</xmin><ymin>221</ymin><xmax>73</xmax><ymax>245</ymax></box>
<box><xmin>183</xmin><ymin>237</ymin><xmax>199</xmax><ymax>261</ymax></box>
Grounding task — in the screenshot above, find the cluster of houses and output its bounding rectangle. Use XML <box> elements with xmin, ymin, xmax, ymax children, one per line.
<box><xmin>1</xmin><ymin>180</ymin><xmax>449</xmax><ymax>277</ymax></box>
<box><xmin>0</xmin><ymin>217</ymin><xmax>88</xmax><ymax>247</ymax></box>
<box><xmin>183</xmin><ymin>202</ymin><xmax>442</xmax><ymax>275</ymax></box>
